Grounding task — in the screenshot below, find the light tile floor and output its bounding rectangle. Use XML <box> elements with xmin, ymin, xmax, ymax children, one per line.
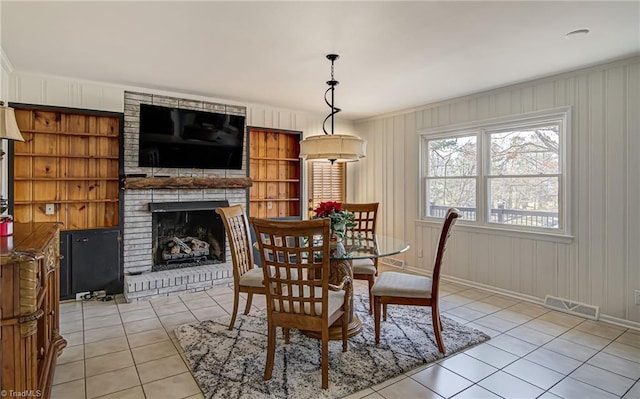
<box><xmin>52</xmin><ymin>277</ymin><xmax>640</xmax><ymax>399</ymax></box>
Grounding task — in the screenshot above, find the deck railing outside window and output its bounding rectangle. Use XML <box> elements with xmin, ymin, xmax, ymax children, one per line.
<box><xmin>429</xmin><ymin>204</ymin><xmax>558</xmax><ymax>228</ymax></box>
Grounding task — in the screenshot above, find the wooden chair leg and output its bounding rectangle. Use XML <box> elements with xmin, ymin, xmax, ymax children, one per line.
<box><xmin>264</xmin><ymin>323</ymin><xmax>276</xmax><ymax>381</ymax></box>
<box><xmin>367</xmin><ymin>276</ymin><xmax>374</xmax><ymax>315</ymax></box>
<box><xmin>284</xmin><ymin>328</ymin><xmax>290</xmax><ymax>344</ymax></box>
<box><xmin>383</xmin><ymin>303</ymin><xmax>388</xmax><ymax>321</ymax></box>
<box><xmin>321</xmin><ymin>328</ymin><xmax>329</xmax><ymax>389</ymax></box>
<box><xmin>243</xmin><ymin>292</ymin><xmax>253</xmax><ymax>315</ymax></box>
<box><xmin>374</xmin><ymin>297</ymin><xmax>381</xmax><ymax>344</ymax></box>
<box><xmin>228</xmin><ymin>289</ymin><xmax>240</xmax><ymax>330</ymax></box>
<box><xmin>342</xmin><ymin>313</ymin><xmax>348</xmax><ymax>352</ymax></box>
<box><xmin>431</xmin><ymin>306</ymin><xmax>445</xmax><ymax>354</ymax></box>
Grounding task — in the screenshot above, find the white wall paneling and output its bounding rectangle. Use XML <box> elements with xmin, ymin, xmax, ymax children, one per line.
<box><xmin>354</xmin><ymin>56</ymin><xmax>640</xmax><ymax>325</ymax></box>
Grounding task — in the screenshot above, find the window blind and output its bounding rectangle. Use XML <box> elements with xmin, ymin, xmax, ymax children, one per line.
<box><xmin>309</xmin><ymin>162</ymin><xmax>346</xmax><ymax>214</ymax></box>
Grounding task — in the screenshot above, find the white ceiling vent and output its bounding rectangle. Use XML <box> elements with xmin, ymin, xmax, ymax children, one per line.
<box><xmin>544</xmin><ymin>295</ymin><xmax>600</xmax><ymax>320</ymax></box>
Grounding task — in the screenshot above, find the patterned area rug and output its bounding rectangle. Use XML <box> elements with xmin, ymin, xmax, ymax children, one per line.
<box><xmin>175</xmin><ymin>291</ymin><xmax>490</xmax><ymax>399</ymax></box>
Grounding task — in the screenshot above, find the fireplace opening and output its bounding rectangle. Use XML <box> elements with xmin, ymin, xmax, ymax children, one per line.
<box><xmin>150</xmin><ymin>200</ymin><xmax>229</xmax><ymax>272</ymax></box>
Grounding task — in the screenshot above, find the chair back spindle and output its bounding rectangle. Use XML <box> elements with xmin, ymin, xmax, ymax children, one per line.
<box><xmin>431</xmin><ymin>208</ymin><xmax>461</xmax><ymax>300</ymax></box>
<box><xmin>342</xmin><ymin>202</ymin><xmax>380</xmax><ymax>314</ymax></box>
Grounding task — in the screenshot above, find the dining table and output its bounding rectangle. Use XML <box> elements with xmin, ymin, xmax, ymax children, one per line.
<box><xmin>304</xmin><ymin>232</ymin><xmax>410</xmax><ymax>340</ymax></box>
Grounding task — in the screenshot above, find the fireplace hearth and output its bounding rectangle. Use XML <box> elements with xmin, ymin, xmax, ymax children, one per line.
<box><xmin>150</xmin><ymin>200</ymin><xmax>229</xmax><ymax>272</ymax></box>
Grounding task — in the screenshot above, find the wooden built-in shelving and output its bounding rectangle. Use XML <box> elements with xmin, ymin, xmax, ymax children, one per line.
<box><xmin>249</xmin><ymin>128</ymin><xmax>302</xmax><ymax>218</ymax></box>
<box><xmin>12</xmin><ymin>107</ymin><xmax>121</xmax><ymax>230</ymax></box>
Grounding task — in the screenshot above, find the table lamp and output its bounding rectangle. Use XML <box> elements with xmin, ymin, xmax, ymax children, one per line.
<box><xmin>0</xmin><ymin>101</ymin><xmax>25</xmax><ymax>236</ymax></box>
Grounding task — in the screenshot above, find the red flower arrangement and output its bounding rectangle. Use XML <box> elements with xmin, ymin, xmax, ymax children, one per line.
<box><xmin>313</xmin><ymin>201</ymin><xmax>343</xmax><ymax>218</ymax></box>
<box><xmin>312</xmin><ymin>201</ymin><xmax>356</xmax><ymax>240</ymax></box>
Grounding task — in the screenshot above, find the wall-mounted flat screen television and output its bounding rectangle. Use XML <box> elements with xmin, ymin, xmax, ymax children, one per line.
<box><xmin>138</xmin><ymin>104</ymin><xmax>245</xmax><ymax>170</ymax></box>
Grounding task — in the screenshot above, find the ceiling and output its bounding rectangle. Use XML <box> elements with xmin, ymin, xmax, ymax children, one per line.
<box><xmin>1</xmin><ymin>1</ymin><xmax>639</xmax><ymax>120</ymax></box>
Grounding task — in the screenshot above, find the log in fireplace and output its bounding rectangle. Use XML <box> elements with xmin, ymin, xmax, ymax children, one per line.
<box><xmin>149</xmin><ymin>200</ymin><xmax>229</xmax><ymax>272</ymax></box>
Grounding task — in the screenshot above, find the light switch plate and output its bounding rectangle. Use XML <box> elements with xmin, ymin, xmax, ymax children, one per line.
<box><xmin>45</xmin><ymin>203</ymin><xmax>55</xmax><ymax>215</ymax></box>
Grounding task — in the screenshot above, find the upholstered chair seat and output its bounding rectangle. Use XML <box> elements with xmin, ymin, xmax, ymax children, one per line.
<box><xmin>351</xmin><ymin>258</ymin><xmax>377</xmax><ymax>275</ymax></box>
<box><xmin>238</xmin><ymin>267</ymin><xmax>265</xmax><ymax>288</ymax></box>
<box><xmin>371</xmin><ymin>272</ymin><xmax>433</xmax><ymax>298</ymax></box>
<box><xmin>274</xmin><ymin>286</ymin><xmax>346</xmax><ymax>315</ymax></box>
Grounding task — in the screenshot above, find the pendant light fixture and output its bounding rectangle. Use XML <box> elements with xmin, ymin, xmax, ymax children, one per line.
<box><xmin>299</xmin><ymin>54</ymin><xmax>366</xmax><ymax>163</ymax></box>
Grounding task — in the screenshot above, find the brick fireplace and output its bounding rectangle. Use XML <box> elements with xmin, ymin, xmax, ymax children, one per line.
<box><xmin>122</xmin><ymin>91</ymin><xmax>250</xmax><ymax>302</ymax></box>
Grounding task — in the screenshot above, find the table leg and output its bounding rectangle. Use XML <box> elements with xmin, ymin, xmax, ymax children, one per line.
<box><xmin>303</xmin><ymin>258</ymin><xmax>362</xmax><ymax>340</ymax></box>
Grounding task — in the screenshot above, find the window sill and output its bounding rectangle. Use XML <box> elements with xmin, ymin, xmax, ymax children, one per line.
<box><xmin>415</xmin><ymin>219</ymin><xmax>575</xmax><ymax>244</ymax></box>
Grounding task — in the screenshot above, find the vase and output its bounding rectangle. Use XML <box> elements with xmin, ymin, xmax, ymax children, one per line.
<box><xmin>329</xmin><ymin>236</ymin><xmax>345</xmax><ymax>256</ymax></box>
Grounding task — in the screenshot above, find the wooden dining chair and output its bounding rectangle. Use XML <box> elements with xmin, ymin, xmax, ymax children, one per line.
<box><xmin>342</xmin><ymin>202</ymin><xmax>379</xmax><ymax>314</ymax></box>
<box><xmin>215</xmin><ymin>205</ymin><xmax>264</xmax><ymax>330</ymax></box>
<box><xmin>250</xmin><ymin>217</ymin><xmax>351</xmax><ymax>390</ymax></box>
<box><xmin>371</xmin><ymin>208</ymin><xmax>461</xmax><ymax>354</ymax></box>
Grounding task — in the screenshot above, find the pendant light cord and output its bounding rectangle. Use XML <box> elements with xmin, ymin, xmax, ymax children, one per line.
<box><xmin>323</xmin><ymin>54</ymin><xmax>341</xmax><ymax>136</ymax></box>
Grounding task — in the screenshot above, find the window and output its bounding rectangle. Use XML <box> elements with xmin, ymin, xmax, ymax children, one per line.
<box><xmin>421</xmin><ymin>108</ymin><xmax>569</xmax><ymax>234</ymax></box>
<box><xmin>308</xmin><ymin>161</ymin><xmax>346</xmax><ymax>216</ymax></box>
<box><xmin>425</xmin><ymin>135</ymin><xmax>478</xmax><ymax>221</ymax></box>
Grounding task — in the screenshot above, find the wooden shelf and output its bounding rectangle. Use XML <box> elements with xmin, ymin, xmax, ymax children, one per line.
<box><xmin>250</xmin><ymin>199</ymin><xmax>300</xmax><ymax>202</ymax></box>
<box><xmin>15</xmin><ymin>153</ymin><xmax>119</xmax><ymax>160</ymax></box>
<box><xmin>14</xmin><ymin>199</ymin><xmax>119</xmax><ymax>205</ymax></box>
<box><xmin>252</xmin><ymin>179</ymin><xmax>300</xmax><ymax>183</ymax></box>
<box><xmin>123</xmin><ymin>177</ymin><xmax>253</xmax><ymax>190</ymax></box>
<box><xmin>14</xmin><ymin>177</ymin><xmax>119</xmax><ymax>181</ymax></box>
<box><xmin>19</xmin><ymin>129</ymin><xmax>119</xmax><ymax>138</ymax></box>
<box><xmin>251</xmin><ymin>156</ymin><xmax>300</xmax><ymax>162</ymax></box>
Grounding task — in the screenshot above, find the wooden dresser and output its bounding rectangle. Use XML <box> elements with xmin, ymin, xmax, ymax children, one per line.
<box><xmin>1</xmin><ymin>222</ymin><xmax>67</xmax><ymax>397</ymax></box>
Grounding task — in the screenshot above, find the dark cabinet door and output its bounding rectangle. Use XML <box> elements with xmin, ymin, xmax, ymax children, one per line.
<box><xmin>70</xmin><ymin>228</ymin><xmax>122</xmax><ymax>295</ymax></box>
<box><xmin>59</xmin><ymin>231</ymin><xmax>73</xmax><ymax>300</ymax></box>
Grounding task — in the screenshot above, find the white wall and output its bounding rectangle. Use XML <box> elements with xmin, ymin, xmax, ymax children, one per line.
<box><xmin>352</xmin><ymin>56</ymin><xmax>640</xmax><ymax>326</ymax></box>
<box><xmin>0</xmin><ymin>47</ymin><xmax>12</xmax><ymax>206</ymax></box>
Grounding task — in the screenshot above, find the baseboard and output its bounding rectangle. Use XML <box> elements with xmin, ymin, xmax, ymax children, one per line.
<box><xmin>401</xmin><ymin>264</ymin><xmax>640</xmax><ymax>331</ymax></box>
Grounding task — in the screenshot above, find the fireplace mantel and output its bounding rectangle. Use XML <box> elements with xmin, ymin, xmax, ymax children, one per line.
<box><xmin>123</xmin><ymin>177</ymin><xmax>252</xmax><ymax>190</ymax></box>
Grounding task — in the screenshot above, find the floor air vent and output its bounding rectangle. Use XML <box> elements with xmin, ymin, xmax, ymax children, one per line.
<box><xmin>543</xmin><ymin>295</ymin><xmax>600</xmax><ymax>320</ymax></box>
<box><xmin>381</xmin><ymin>257</ymin><xmax>404</xmax><ymax>268</ymax></box>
